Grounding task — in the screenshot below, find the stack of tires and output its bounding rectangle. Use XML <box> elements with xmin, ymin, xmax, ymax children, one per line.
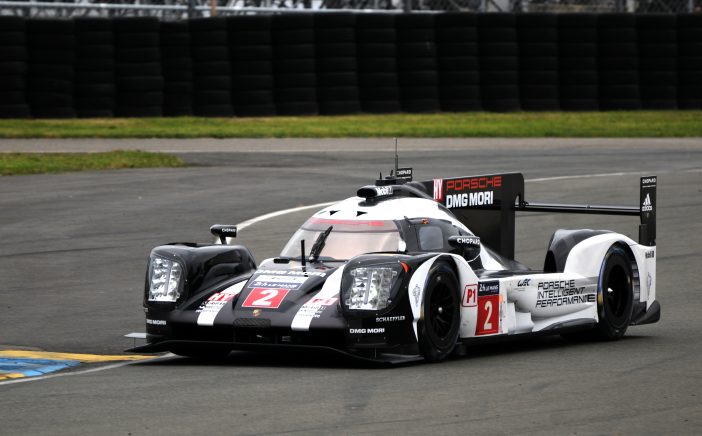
<box><xmin>477</xmin><ymin>13</ymin><xmax>520</xmax><ymax>112</ymax></box>
<box><xmin>0</xmin><ymin>17</ymin><xmax>30</xmax><ymax>118</ymax></box>
<box><xmin>27</xmin><ymin>19</ymin><xmax>76</xmax><ymax>118</ymax></box>
<box><xmin>229</xmin><ymin>16</ymin><xmax>275</xmax><ymax>116</ymax></box>
<box><xmin>190</xmin><ymin>18</ymin><xmax>233</xmax><ymax>116</ymax></box>
<box><xmin>677</xmin><ymin>14</ymin><xmax>702</xmax><ymax>109</ymax></box>
<box><xmin>74</xmin><ymin>18</ymin><xmax>115</xmax><ymax>117</ymax></box>
<box><xmin>160</xmin><ymin>21</ymin><xmax>193</xmax><ymax>116</ymax></box>
<box><xmin>435</xmin><ymin>13</ymin><xmax>481</xmax><ymax>112</ymax></box>
<box><xmin>114</xmin><ymin>18</ymin><xmax>163</xmax><ymax>117</ymax></box>
<box><xmin>636</xmin><ymin>14</ymin><xmax>677</xmax><ymax>110</ymax></box>
<box><xmin>356</xmin><ymin>14</ymin><xmax>400</xmax><ymax>113</ymax></box>
<box><xmin>558</xmin><ymin>14</ymin><xmax>599</xmax><ymax>111</ymax></box>
<box><xmin>396</xmin><ymin>14</ymin><xmax>439</xmax><ymax>113</ymax></box>
<box><xmin>315</xmin><ymin>13</ymin><xmax>360</xmax><ymax>115</ymax></box>
<box><xmin>272</xmin><ymin>14</ymin><xmax>318</xmax><ymax>115</ymax></box>
<box><xmin>517</xmin><ymin>14</ymin><xmax>559</xmax><ymax>111</ymax></box>
<box><xmin>598</xmin><ymin>14</ymin><xmax>640</xmax><ymax>110</ymax></box>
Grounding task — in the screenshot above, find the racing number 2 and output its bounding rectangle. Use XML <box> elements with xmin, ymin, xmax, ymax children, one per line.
<box><xmin>241</xmin><ymin>288</ymin><xmax>289</xmax><ymax>309</ymax></box>
<box><xmin>476</xmin><ymin>295</ymin><xmax>499</xmax><ymax>335</ymax></box>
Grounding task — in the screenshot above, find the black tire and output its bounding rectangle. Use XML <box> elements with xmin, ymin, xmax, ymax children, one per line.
<box><xmin>231</xmin><ymin>45</ymin><xmax>273</xmax><ymax>60</ymax></box>
<box><xmin>315</xmin><ymin>28</ymin><xmax>355</xmax><ymax>43</ymax></box>
<box><xmin>318</xmin><ymin>100</ymin><xmax>361</xmax><ymax>115</ymax></box>
<box><xmin>230</xmin><ymin>30</ymin><xmax>271</xmax><ymax>46</ymax></box>
<box><xmin>234</xmin><ymin>61</ymin><xmax>273</xmax><ymax>75</ymax></box>
<box><xmin>235</xmin><ymin>104</ymin><xmax>276</xmax><ymax>117</ymax></box>
<box><xmin>317</xmin><ymin>57</ymin><xmax>357</xmax><ymax>72</ymax></box>
<box><xmin>440</xmin><ymin>99</ymin><xmax>482</xmax><ymax>112</ymax></box>
<box><xmin>439</xmin><ymin>71</ymin><xmax>480</xmax><ymax>85</ymax></box>
<box><xmin>317</xmin><ymin>72</ymin><xmax>357</xmax><ymax>87</ymax></box>
<box><xmin>192</xmin><ymin>104</ymin><xmax>233</xmax><ymax>117</ymax></box>
<box><xmin>115</xmin><ymin>32</ymin><xmax>159</xmax><ymax>47</ymax></box>
<box><xmin>418</xmin><ymin>261</ymin><xmax>460</xmax><ymax>363</ymax></box>
<box><xmin>356</xmin><ymin>29</ymin><xmax>396</xmax><ymax>43</ymax></box>
<box><xmin>437</xmin><ymin>43</ymin><xmax>478</xmax><ymax>57</ymax></box>
<box><xmin>398</xmin><ymin>57</ymin><xmax>437</xmax><ymax>71</ymax></box>
<box><xmin>275</xmin><ymin>101</ymin><xmax>318</xmax><ymax>115</ymax></box>
<box><xmin>272</xmin><ymin>30</ymin><xmax>315</xmax><ymax>45</ymax></box>
<box><xmin>316</xmin><ymin>43</ymin><xmax>357</xmax><ymax>58</ymax></box>
<box><xmin>437</xmin><ymin>56</ymin><xmax>479</xmax><ymax>71</ymax></box>
<box><xmin>590</xmin><ymin>245</ymin><xmax>635</xmax><ymax>340</ymax></box>
<box><xmin>233</xmin><ymin>74</ymin><xmax>273</xmax><ymax>90</ymax></box>
<box><xmin>274</xmin><ymin>44</ymin><xmax>315</xmax><ymax>60</ymax></box>
<box><xmin>435</xmin><ymin>28</ymin><xmax>478</xmax><ymax>43</ymax></box>
<box><xmin>360</xmin><ymin>100</ymin><xmax>400</xmax><ymax>113</ymax></box>
<box><xmin>0</xmin><ymin>104</ymin><xmax>31</xmax><ymax>119</ymax></box>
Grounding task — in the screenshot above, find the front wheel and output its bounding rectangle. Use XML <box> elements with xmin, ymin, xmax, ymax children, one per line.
<box><xmin>418</xmin><ymin>261</ymin><xmax>461</xmax><ymax>362</ymax></box>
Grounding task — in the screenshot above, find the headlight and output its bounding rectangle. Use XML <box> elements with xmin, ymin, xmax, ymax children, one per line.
<box><xmin>343</xmin><ymin>265</ymin><xmax>400</xmax><ymax>311</ymax></box>
<box><xmin>148</xmin><ymin>256</ymin><xmax>183</xmax><ymax>302</ymax></box>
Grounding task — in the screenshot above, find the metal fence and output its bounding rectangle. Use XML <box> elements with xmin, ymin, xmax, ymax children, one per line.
<box><xmin>0</xmin><ymin>0</ymin><xmax>698</xmax><ymax>18</ymax></box>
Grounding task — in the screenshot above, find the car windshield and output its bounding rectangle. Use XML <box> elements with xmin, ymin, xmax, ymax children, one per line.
<box><xmin>280</xmin><ymin>217</ymin><xmax>402</xmax><ymax>261</ymax></box>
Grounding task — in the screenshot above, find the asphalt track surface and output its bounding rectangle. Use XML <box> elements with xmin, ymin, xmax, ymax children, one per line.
<box><xmin>1</xmin><ymin>138</ymin><xmax>701</xmax><ymax>435</ymax></box>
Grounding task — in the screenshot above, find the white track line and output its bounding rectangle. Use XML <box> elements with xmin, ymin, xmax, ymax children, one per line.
<box><xmin>236</xmin><ymin>169</ymin><xmax>702</xmax><ymax>230</ymax></box>
<box><xmin>236</xmin><ymin>201</ymin><xmax>336</xmax><ymax>231</ymax></box>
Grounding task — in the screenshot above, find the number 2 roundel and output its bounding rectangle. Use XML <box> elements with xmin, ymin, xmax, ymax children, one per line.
<box><xmin>241</xmin><ymin>288</ymin><xmax>289</xmax><ymax>309</ymax></box>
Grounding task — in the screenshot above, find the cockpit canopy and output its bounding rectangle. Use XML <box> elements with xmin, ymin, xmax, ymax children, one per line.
<box><xmin>280</xmin><ymin>218</ymin><xmax>402</xmax><ymax>261</ymax></box>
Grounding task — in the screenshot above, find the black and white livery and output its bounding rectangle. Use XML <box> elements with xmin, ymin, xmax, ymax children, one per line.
<box><xmin>130</xmin><ymin>171</ymin><xmax>660</xmax><ymax>363</ymax></box>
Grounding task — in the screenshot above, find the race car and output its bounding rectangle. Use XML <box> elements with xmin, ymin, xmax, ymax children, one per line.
<box><xmin>129</xmin><ymin>170</ymin><xmax>660</xmax><ymax>363</ymax></box>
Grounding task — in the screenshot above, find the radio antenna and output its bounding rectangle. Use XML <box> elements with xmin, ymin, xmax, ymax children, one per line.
<box><xmin>394</xmin><ymin>137</ymin><xmax>399</xmax><ymax>175</ymax></box>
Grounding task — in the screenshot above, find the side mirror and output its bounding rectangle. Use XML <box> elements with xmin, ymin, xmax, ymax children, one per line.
<box><xmin>448</xmin><ymin>235</ymin><xmax>481</xmax><ymax>260</ymax></box>
<box><xmin>210</xmin><ymin>224</ymin><xmax>237</xmax><ymax>244</ymax></box>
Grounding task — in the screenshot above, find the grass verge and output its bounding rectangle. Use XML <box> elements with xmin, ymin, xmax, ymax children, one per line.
<box><xmin>0</xmin><ymin>150</ymin><xmax>185</xmax><ymax>176</ymax></box>
<box><xmin>0</xmin><ymin>111</ymin><xmax>700</xmax><ymax>138</ymax></box>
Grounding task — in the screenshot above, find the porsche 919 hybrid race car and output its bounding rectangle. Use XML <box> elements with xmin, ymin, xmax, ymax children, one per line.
<box><xmin>130</xmin><ymin>169</ymin><xmax>660</xmax><ymax>363</ymax></box>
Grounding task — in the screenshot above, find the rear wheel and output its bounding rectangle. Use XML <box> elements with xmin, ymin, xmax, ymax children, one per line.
<box><xmin>594</xmin><ymin>245</ymin><xmax>634</xmax><ymax>340</ymax></box>
<box><xmin>418</xmin><ymin>261</ymin><xmax>461</xmax><ymax>362</ymax></box>
<box><xmin>563</xmin><ymin>245</ymin><xmax>634</xmax><ymax>341</ymax></box>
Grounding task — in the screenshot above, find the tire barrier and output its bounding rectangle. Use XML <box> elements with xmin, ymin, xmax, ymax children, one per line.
<box><xmin>598</xmin><ymin>14</ymin><xmax>641</xmax><ymax>110</ymax></box>
<box><xmin>114</xmin><ymin>17</ymin><xmax>163</xmax><ymax>117</ymax></box>
<box><xmin>478</xmin><ymin>13</ymin><xmax>520</xmax><ymax>112</ymax></box>
<box><xmin>396</xmin><ymin>14</ymin><xmax>439</xmax><ymax>113</ymax></box>
<box><xmin>0</xmin><ymin>17</ymin><xmax>30</xmax><ymax>118</ymax></box>
<box><xmin>315</xmin><ymin>13</ymin><xmax>361</xmax><ymax>115</ymax></box>
<box><xmin>190</xmin><ymin>17</ymin><xmax>232</xmax><ymax>116</ymax></box>
<box><xmin>518</xmin><ymin>13</ymin><xmax>559</xmax><ymax>111</ymax></box>
<box><xmin>559</xmin><ymin>13</ymin><xmax>599</xmax><ymax>111</ymax></box>
<box><xmin>637</xmin><ymin>14</ymin><xmax>678</xmax><ymax>110</ymax></box>
<box><xmin>161</xmin><ymin>21</ymin><xmax>193</xmax><ymax>116</ymax></box>
<box><xmin>229</xmin><ymin>15</ymin><xmax>275</xmax><ymax>117</ymax></box>
<box><xmin>27</xmin><ymin>19</ymin><xmax>77</xmax><ymax>118</ymax></box>
<box><xmin>273</xmin><ymin>14</ymin><xmax>318</xmax><ymax>115</ymax></box>
<box><xmin>357</xmin><ymin>14</ymin><xmax>400</xmax><ymax>113</ymax></box>
<box><xmin>75</xmin><ymin>18</ymin><xmax>116</xmax><ymax>118</ymax></box>
<box><xmin>435</xmin><ymin>13</ymin><xmax>481</xmax><ymax>112</ymax></box>
<box><xmin>3</xmin><ymin>13</ymin><xmax>701</xmax><ymax>118</ymax></box>
<box><xmin>677</xmin><ymin>14</ymin><xmax>702</xmax><ymax>109</ymax></box>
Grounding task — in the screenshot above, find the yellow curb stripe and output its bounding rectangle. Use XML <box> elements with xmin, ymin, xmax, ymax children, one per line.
<box><xmin>0</xmin><ymin>350</ymin><xmax>152</xmax><ymax>363</ymax></box>
<box><xmin>0</xmin><ymin>373</ymin><xmax>26</xmax><ymax>381</ymax></box>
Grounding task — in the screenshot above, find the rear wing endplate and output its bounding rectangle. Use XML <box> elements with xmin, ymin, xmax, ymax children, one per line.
<box><xmin>416</xmin><ymin>173</ymin><xmax>656</xmax><ymax>260</ymax></box>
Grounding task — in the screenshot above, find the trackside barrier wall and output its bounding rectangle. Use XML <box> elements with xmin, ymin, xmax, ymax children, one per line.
<box><xmin>0</xmin><ymin>13</ymin><xmax>700</xmax><ymax>118</ymax></box>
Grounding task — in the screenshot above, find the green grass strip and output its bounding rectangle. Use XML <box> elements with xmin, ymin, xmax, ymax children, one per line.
<box><xmin>0</xmin><ymin>150</ymin><xmax>185</xmax><ymax>176</ymax></box>
<box><xmin>0</xmin><ymin>111</ymin><xmax>700</xmax><ymax>138</ymax></box>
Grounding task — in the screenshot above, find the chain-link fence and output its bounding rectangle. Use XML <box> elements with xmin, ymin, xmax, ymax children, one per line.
<box><xmin>0</xmin><ymin>0</ymin><xmax>698</xmax><ymax>17</ymax></box>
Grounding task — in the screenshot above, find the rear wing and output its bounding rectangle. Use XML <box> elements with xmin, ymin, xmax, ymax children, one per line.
<box><xmin>414</xmin><ymin>173</ymin><xmax>656</xmax><ymax>260</ymax></box>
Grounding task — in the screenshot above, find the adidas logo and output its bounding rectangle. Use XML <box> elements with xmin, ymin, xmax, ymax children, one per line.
<box><xmin>642</xmin><ymin>193</ymin><xmax>653</xmax><ymax>212</ymax></box>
